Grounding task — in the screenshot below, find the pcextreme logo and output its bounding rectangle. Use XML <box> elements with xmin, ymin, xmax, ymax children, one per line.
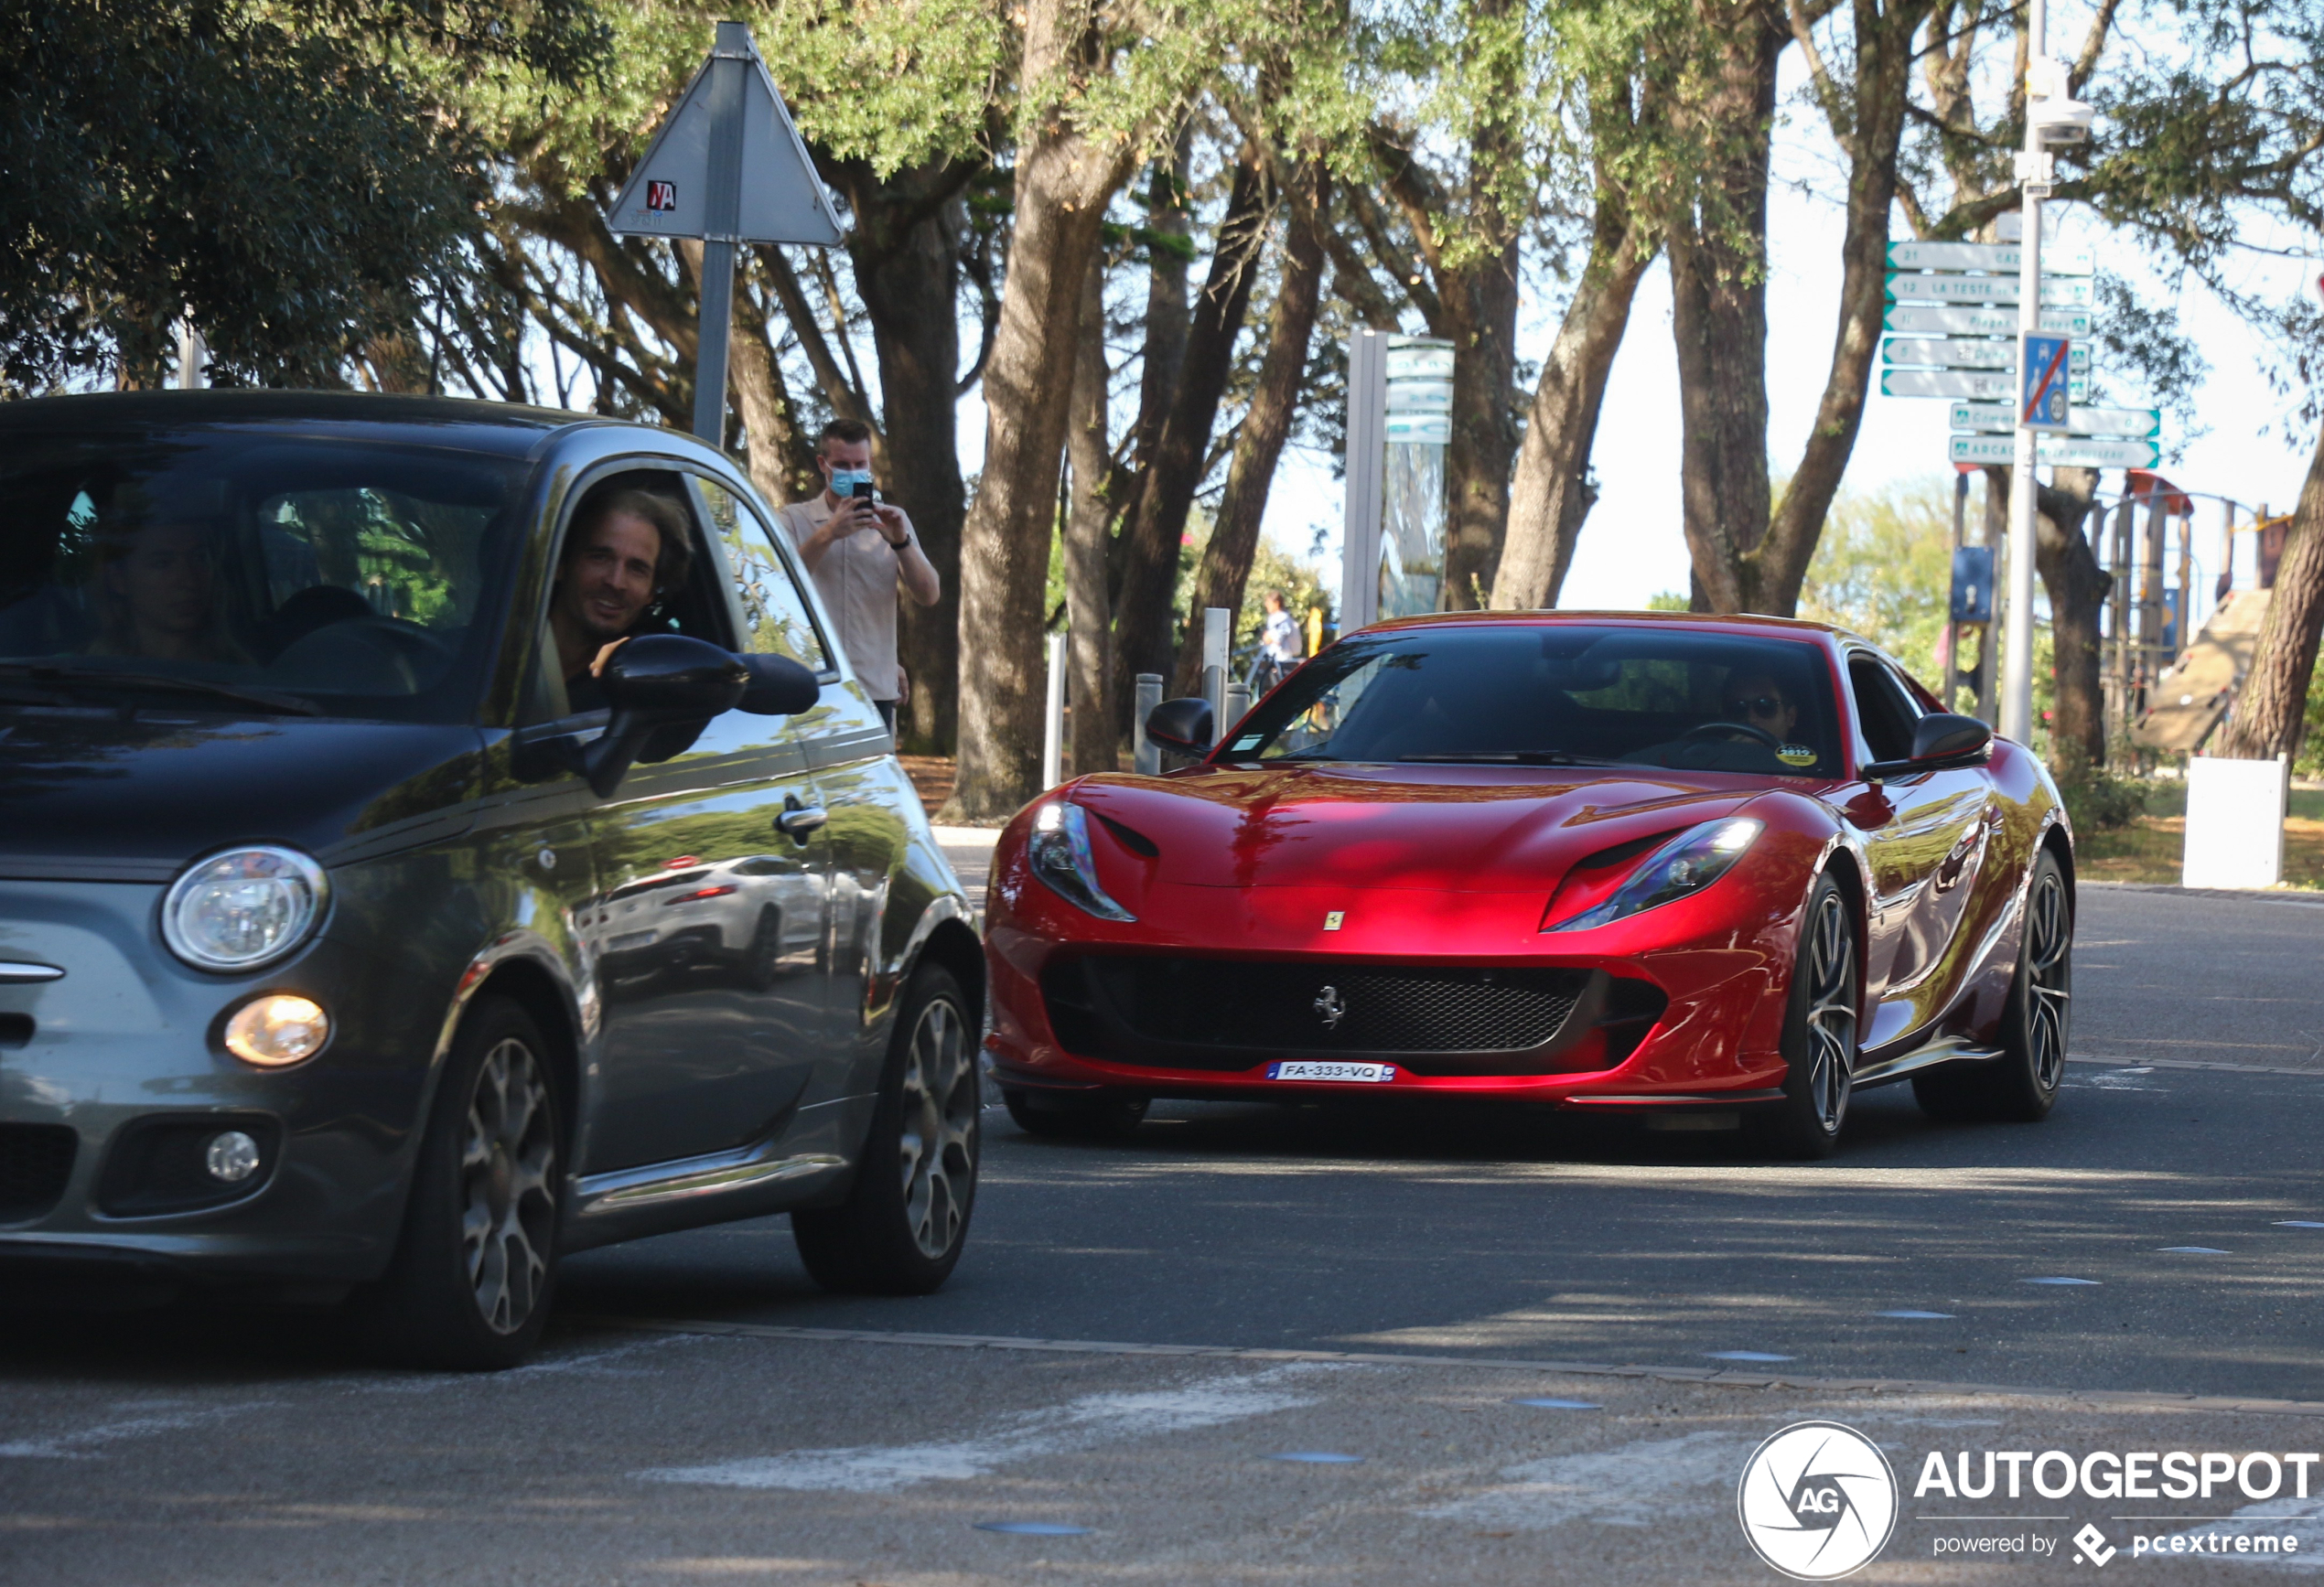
<box><xmin>1738</xmin><ymin>1421</ymin><xmax>1900</xmax><ymax>1580</ymax></box>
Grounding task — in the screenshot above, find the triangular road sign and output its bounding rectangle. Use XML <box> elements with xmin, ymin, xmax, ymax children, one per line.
<box><xmin>608</xmin><ymin>27</ymin><xmax>844</xmax><ymax>246</ymax></box>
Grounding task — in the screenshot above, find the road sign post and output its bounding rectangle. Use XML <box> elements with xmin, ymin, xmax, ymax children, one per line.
<box><xmin>607</xmin><ymin>22</ymin><xmax>844</xmax><ymax>446</ymax></box>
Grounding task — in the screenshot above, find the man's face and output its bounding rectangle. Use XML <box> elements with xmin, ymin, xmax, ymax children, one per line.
<box><xmin>1721</xmin><ymin>675</ymin><xmax>1798</xmax><ymax>740</ymax></box>
<box><xmin>818</xmin><ymin>439</ymin><xmax>872</xmax><ymax>495</ymax></box>
<box><xmin>556</xmin><ymin>510</ymin><xmax>660</xmax><ymax>649</ymax></box>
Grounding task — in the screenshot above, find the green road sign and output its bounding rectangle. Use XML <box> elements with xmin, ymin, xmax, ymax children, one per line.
<box><xmin>1886</xmin><ymin>241</ymin><xmax>2094</xmax><ymax>275</ymax></box>
<box><xmin>1884</xmin><ymin>304</ymin><xmax>2091</xmax><ymax>337</ymax></box>
<box><xmin>1884</xmin><ymin>337</ymin><xmax>2091</xmax><ymax>372</ymax></box>
<box><xmin>1885</xmin><ymin>273</ymin><xmax>2095</xmax><ymax>306</ymax></box>
<box><xmin>1949</xmin><ymin>402</ymin><xmax>2160</xmax><ymax>438</ymax></box>
<box><xmin>1883</xmin><ymin>368</ymin><xmax>2090</xmax><ymax>401</ymax></box>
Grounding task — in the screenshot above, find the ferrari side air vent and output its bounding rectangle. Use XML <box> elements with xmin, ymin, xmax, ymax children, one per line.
<box><xmin>1095</xmin><ymin>813</ymin><xmax>1160</xmax><ymax>857</ymax></box>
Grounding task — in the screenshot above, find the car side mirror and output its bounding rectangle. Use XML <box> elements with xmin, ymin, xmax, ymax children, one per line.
<box><xmin>1863</xmin><ymin>713</ymin><xmax>1992</xmax><ymax>781</ymax></box>
<box><xmin>585</xmin><ymin>635</ymin><xmax>748</xmax><ymax>797</ymax></box>
<box><xmin>1145</xmin><ymin>696</ymin><xmax>1214</xmax><ymax>756</ymax></box>
<box><xmin>735</xmin><ymin>653</ymin><xmax>820</xmax><ymax>716</ymax></box>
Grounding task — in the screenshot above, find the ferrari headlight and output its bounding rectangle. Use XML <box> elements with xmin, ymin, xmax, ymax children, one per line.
<box><xmin>163</xmin><ymin>846</ymin><xmax>329</xmax><ymax>971</ymax></box>
<box><xmin>1027</xmin><ymin>802</ymin><xmax>1135</xmax><ymax>922</ymax></box>
<box><xmin>1547</xmin><ymin>818</ymin><xmax>1762</xmax><ymax>932</ymax></box>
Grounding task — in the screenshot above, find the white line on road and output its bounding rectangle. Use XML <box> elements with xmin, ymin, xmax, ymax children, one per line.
<box><xmin>634</xmin><ymin>1363</ymin><xmax>1324</xmax><ymax>1492</ymax></box>
<box><xmin>0</xmin><ymin>1400</ymin><xmax>282</xmax><ymax>1460</ymax></box>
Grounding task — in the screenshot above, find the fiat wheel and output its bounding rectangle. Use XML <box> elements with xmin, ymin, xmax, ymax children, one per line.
<box><xmin>364</xmin><ymin>996</ymin><xmax>562</xmax><ymax>1369</ymax></box>
<box><xmin>793</xmin><ymin>964</ymin><xmax>979</xmax><ymax>1293</ymax></box>
<box><xmin>1760</xmin><ymin>875</ymin><xmax>1859</xmax><ymax>1159</ymax></box>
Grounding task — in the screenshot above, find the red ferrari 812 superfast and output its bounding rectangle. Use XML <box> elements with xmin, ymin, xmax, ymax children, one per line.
<box><xmin>982</xmin><ymin>613</ymin><xmax>2073</xmax><ymax>1156</ymax></box>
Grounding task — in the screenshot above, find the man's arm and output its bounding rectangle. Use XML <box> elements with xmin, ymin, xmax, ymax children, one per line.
<box><xmin>790</xmin><ymin>499</ymin><xmax>867</xmax><ymax>573</ymax></box>
<box><xmin>874</xmin><ymin>504</ymin><xmax>941</xmax><ymax>606</ymax></box>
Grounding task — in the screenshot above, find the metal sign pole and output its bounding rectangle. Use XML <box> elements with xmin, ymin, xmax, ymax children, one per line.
<box><xmin>1999</xmin><ymin>0</ymin><xmax>2050</xmax><ymax>745</ymax></box>
<box><xmin>691</xmin><ymin>24</ymin><xmax>751</xmax><ymax>445</ymax></box>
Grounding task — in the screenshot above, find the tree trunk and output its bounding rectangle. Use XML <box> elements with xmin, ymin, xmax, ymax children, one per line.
<box><xmin>1169</xmin><ymin>167</ymin><xmax>1331</xmax><ymax>696</ymax></box>
<box><xmin>941</xmin><ymin>6</ymin><xmax>1142</xmax><ymax>822</ymax></box>
<box><xmin>1753</xmin><ymin>0</ymin><xmax>1933</xmax><ymax>617</ymax></box>
<box><xmin>726</xmin><ymin>273</ymin><xmax>821</xmax><ymax>508</ymax></box>
<box><xmin>1438</xmin><ymin>237</ymin><xmax>1522</xmax><ymax>611</ymax></box>
<box><xmin>1109</xmin><ymin>142</ymin><xmax>1271</xmax><ymax>713</ymax></box>
<box><xmin>1130</xmin><ymin>129</ymin><xmax>1195</xmax><ymax>486</ymax></box>
<box><xmin>1490</xmin><ymin>194</ymin><xmax>1652</xmax><ymax>610</ymax></box>
<box><xmin>1668</xmin><ymin>2</ymin><xmax>1783</xmax><ymax>613</ymax></box>
<box><xmin>2218</xmin><ymin>427</ymin><xmax>2324</xmax><ymax>761</ymax></box>
<box><xmin>1065</xmin><ymin>256</ymin><xmax>1116</xmax><ymax>777</ymax></box>
<box><xmin>2033</xmin><ymin>466</ymin><xmax>2109</xmax><ymax>772</ymax></box>
<box><xmin>847</xmin><ymin>176</ymin><xmax>973</xmax><ymax>754</ymax></box>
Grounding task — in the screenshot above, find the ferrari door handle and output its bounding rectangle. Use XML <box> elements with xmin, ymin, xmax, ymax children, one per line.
<box><xmin>777</xmin><ymin>802</ymin><xmax>828</xmax><ymax>842</ymax></box>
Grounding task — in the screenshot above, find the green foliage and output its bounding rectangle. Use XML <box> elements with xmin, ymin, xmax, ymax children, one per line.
<box><xmin>1645</xmin><ymin>590</ymin><xmax>1690</xmax><ymax>611</ymax></box>
<box><xmin>1795</xmin><ymin>476</ymin><xmax>1957</xmax><ymax>682</ymax></box>
<box><xmin>2299</xmin><ymin>658</ymin><xmax>2324</xmax><ymax>780</ymax></box>
<box><xmin>2054</xmin><ymin>765</ymin><xmax>2152</xmax><ymax>833</ymax></box>
<box><xmin>1235</xmin><ymin>538</ymin><xmax>1332</xmax><ymax>653</ymax></box>
<box><xmin>0</xmin><ymin>0</ymin><xmax>608</xmax><ymax>391</ymax></box>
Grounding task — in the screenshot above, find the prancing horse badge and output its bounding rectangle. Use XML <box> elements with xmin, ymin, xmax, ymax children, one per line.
<box><xmin>1323</xmin><ymin>911</ymin><xmax>1345</xmax><ymax>930</ymax></box>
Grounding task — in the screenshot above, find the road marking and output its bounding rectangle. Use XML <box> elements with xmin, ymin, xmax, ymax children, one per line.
<box><xmin>1418</xmin><ymin>1432</ymin><xmax>1750</xmax><ymax>1530</ymax></box>
<box><xmin>581</xmin><ymin>1316</ymin><xmax>2324</xmax><ymax>1420</ymax></box>
<box><xmin>2071</xmin><ymin>1055</ymin><xmax>2324</xmax><ymax>1078</ymax></box>
<box><xmin>634</xmin><ymin>1363</ymin><xmax>1320</xmax><ymax>1492</ymax></box>
<box><xmin>0</xmin><ymin>1400</ymin><xmax>280</xmax><ymax>1460</ymax></box>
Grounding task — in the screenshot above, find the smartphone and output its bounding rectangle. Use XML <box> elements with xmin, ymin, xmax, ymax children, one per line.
<box><xmin>851</xmin><ymin>480</ymin><xmax>877</xmax><ymax>507</ymax></box>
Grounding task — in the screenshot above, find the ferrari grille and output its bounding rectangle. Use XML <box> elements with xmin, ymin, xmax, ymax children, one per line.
<box><xmin>0</xmin><ymin>1123</ymin><xmax>77</xmax><ymax>1223</ymax></box>
<box><xmin>1044</xmin><ymin>957</ymin><xmax>1592</xmax><ymax>1069</ymax></box>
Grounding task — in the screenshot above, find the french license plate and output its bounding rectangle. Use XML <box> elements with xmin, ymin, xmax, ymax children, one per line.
<box><xmin>1265</xmin><ymin>1060</ymin><xmax>1396</xmax><ymax>1084</ymax></box>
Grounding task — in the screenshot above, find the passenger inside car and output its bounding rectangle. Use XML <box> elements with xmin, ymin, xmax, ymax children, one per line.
<box><xmin>88</xmin><ymin>514</ymin><xmax>247</xmax><ymax>664</ymax></box>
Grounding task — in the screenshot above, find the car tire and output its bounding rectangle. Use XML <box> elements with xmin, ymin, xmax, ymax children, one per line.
<box><xmin>1912</xmin><ymin>850</ymin><xmax>2071</xmax><ymax>1123</ymax></box>
<box><xmin>744</xmin><ymin>907</ymin><xmax>782</xmax><ymax>992</ymax></box>
<box><xmin>793</xmin><ymin>964</ymin><xmax>979</xmax><ymax>1295</ymax></box>
<box><xmin>1001</xmin><ymin>1086</ymin><xmax>1150</xmax><ymax>1141</ymax></box>
<box><xmin>361</xmin><ymin>996</ymin><xmax>562</xmax><ymax>1370</ymax></box>
<box><xmin>1758</xmin><ymin>874</ymin><xmax>1860</xmax><ymax>1160</ymax></box>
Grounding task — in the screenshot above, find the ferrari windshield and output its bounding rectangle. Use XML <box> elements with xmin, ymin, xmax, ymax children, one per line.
<box><xmin>1222</xmin><ymin>624</ymin><xmax>1844</xmax><ymax>778</ymax></box>
<box><xmin>0</xmin><ymin>427</ymin><xmax>529</xmax><ymax>721</ymax></box>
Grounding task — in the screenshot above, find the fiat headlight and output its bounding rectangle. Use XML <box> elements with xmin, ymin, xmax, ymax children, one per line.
<box><xmin>1547</xmin><ymin>818</ymin><xmax>1762</xmax><ymax>931</ymax></box>
<box><xmin>163</xmin><ymin>846</ymin><xmax>329</xmax><ymax>971</ymax></box>
<box><xmin>1027</xmin><ymin>802</ymin><xmax>1135</xmax><ymax>922</ymax></box>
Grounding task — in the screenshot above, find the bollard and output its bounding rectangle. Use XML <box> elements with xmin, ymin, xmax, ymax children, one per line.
<box><xmin>1223</xmin><ymin>681</ymin><xmax>1249</xmax><ymax>740</ymax></box>
<box><xmin>1041</xmin><ymin>631</ymin><xmax>1066</xmax><ymax>788</ymax></box>
<box><xmin>1133</xmin><ymin>673</ymin><xmax>1163</xmax><ymax>775</ymax></box>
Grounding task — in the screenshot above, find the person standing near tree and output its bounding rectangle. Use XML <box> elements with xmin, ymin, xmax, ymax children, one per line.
<box><xmin>775</xmin><ymin>419</ymin><xmax>941</xmax><ymax>741</ymax></box>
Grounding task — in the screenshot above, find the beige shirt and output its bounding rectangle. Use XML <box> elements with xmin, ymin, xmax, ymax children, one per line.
<box><xmin>772</xmin><ymin>494</ymin><xmax>915</xmax><ymax>701</ymax></box>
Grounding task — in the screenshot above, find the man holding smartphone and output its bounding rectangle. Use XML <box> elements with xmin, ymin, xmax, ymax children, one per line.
<box><xmin>775</xmin><ymin>418</ymin><xmax>941</xmax><ymax>741</ymax></box>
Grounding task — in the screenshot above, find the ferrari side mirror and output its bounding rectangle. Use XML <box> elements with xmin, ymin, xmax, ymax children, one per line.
<box><xmin>1863</xmin><ymin>713</ymin><xmax>1992</xmax><ymax>781</ymax></box>
<box><xmin>1145</xmin><ymin>697</ymin><xmax>1214</xmax><ymax>756</ymax></box>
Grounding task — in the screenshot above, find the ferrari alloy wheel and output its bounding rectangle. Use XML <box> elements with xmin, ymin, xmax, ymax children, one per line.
<box><xmin>1002</xmin><ymin>1087</ymin><xmax>1150</xmax><ymax>1142</ymax></box>
<box><xmin>1914</xmin><ymin>850</ymin><xmax>2071</xmax><ymax>1123</ymax></box>
<box><xmin>794</xmin><ymin>964</ymin><xmax>979</xmax><ymax>1293</ymax></box>
<box><xmin>365</xmin><ymin>996</ymin><xmax>563</xmax><ymax>1369</ymax></box>
<box><xmin>1762</xmin><ymin>876</ymin><xmax>1859</xmax><ymax>1159</ymax></box>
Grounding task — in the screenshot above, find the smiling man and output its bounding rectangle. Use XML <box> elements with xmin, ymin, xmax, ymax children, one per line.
<box><xmin>549</xmin><ymin>487</ymin><xmax>692</xmax><ymax>711</ymax></box>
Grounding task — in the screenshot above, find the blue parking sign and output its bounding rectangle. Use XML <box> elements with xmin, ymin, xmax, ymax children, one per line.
<box><xmin>2021</xmin><ymin>335</ymin><xmax>2071</xmax><ymax>430</ymax></box>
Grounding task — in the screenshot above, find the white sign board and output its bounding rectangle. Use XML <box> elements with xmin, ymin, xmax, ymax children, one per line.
<box><xmin>1887</xmin><ymin>240</ymin><xmax>2094</xmax><ymax>275</ymax></box>
<box><xmin>1948</xmin><ymin>434</ymin><xmax>2161</xmax><ymax>468</ymax></box>
<box><xmin>608</xmin><ymin>36</ymin><xmax>843</xmax><ymax>244</ymax></box>
<box><xmin>1886</xmin><ymin>304</ymin><xmax>2092</xmax><ymax>338</ymax></box>
<box><xmin>1886</xmin><ymin>273</ymin><xmax>2096</xmax><ymax>307</ymax></box>
<box><xmin>2183</xmin><ymin>756</ymin><xmax>2288</xmax><ymax>889</ymax></box>
<box><xmin>1885</xmin><ymin>338</ymin><xmax>2091</xmax><ymax>372</ymax></box>
<box><xmin>1950</xmin><ymin>402</ymin><xmax>2160</xmax><ymax>437</ymax></box>
<box><xmin>1384</xmin><ymin>381</ymin><xmax>1452</xmax><ymax>413</ymax></box>
<box><xmin>1884</xmin><ymin>368</ymin><xmax>2090</xmax><ymax>401</ymax></box>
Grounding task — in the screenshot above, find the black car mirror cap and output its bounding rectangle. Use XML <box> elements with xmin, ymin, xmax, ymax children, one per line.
<box><xmin>583</xmin><ymin>636</ymin><xmax>748</xmax><ymax>797</ymax></box>
<box><xmin>1861</xmin><ymin>713</ymin><xmax>1993</xmax><ymax>781</ymax></box>
<box><xmin>734</xmin><ymin>653</ymin><xmax>821</xmax><ymax>716</ymax></box>
<box><xmin>1146</xmin><ymin>697</ymin><xmax>1214</xmax><ymax>756</ymax></box>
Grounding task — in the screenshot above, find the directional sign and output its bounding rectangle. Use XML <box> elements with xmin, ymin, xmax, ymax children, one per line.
<box><xmin>1884</xmin><ymin>338</ymin><xmax>2091</xmax><ymax>372</ymax></box>
<box><xmin>1883</xmin><ymin>368</ymin><xmax>2090</xmax><ymax>401</ymax></box>
<box><xmin>1385</xmin><ymin>413</ymin><xmax>1451</xmax><ymax>445</ymax></box>
<box><xmin>1385</xmin><ymin>343</ymin><xmax>1455</xmax><ymax>380</ymax></box>
<box><xmin>1384</xmin><ymin>381</ymin><xmax>1452</xmax><ymax>413</ymax></box>
<box><xmin>1950</xmin><ymin>402</ymin><xmax>2160</xmax><ymax>438</ymax></box>
<box><xmin>1885</xmin><ymin>304</ymin><xmax>2091</xmax><ymax>338</ymax></box>
<box><xmin>608</xmin><ymin>31</ymin><xmax>843</xmax><ymax>245</ymax></box>
<box><xmin>1886</xmin><ymin>273</ymin><xmax>2096</xmax><ymax>307</ymax></box>
<box><xmin>2022</xmin><ymin>334</ymin><xmax>2072</xmax><ymax>429</ymax></box>
<box><xmin>1951</xmin><ymin>434</ymin><xmax>2161</xmax><ymax>469</ymax></box>
<box><xmin>1888</xmin><ymin>240</ymin><xmax>2094</xmax><ymax>275</ymax></box>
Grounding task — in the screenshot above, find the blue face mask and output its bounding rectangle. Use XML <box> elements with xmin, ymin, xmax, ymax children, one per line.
<box><xmin>829</xmin><ymin>467</ymin><xmax>874</xmax><ymax>498</ymax></box>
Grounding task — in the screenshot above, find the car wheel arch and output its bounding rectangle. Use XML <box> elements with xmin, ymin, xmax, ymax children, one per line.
<box><xmin>913</xmin><ymin>917</ymin><xmax>985</xmax><ymax>1034</ymax></box>
<box><xmin>423</xmin><ymin>955</ymin><xmax>581</xmax><ymax>1158</ymax></box>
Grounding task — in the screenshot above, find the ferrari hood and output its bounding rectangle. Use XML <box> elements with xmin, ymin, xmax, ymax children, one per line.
<box><xmin>1069</xmin><ymin>763</ymin><xmax>1769</xmax><ymax>895</ymax></box>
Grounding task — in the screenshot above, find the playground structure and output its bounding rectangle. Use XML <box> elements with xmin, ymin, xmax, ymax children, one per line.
<box><xmin>1940</xmin><ymin>464</ymin><xmax>2293</xmax><ymax>760</ymax></box>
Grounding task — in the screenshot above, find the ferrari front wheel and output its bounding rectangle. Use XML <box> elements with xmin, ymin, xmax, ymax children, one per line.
<box><xmin>1760</xmin><ymin>875</ymin><xmax>1860</xmax><ymax>1159</ymax></box>
<box><xmin>1913</xmin><ymin>850</ymin><xmax>2070</xmax><ymax>1123</ymax></box>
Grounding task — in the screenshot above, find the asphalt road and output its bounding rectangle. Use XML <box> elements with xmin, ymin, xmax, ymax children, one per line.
<box><xmin>6</xmin><ymin>865</ymin><xmax>2324</xmax><ymax>1584</ymax></box>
